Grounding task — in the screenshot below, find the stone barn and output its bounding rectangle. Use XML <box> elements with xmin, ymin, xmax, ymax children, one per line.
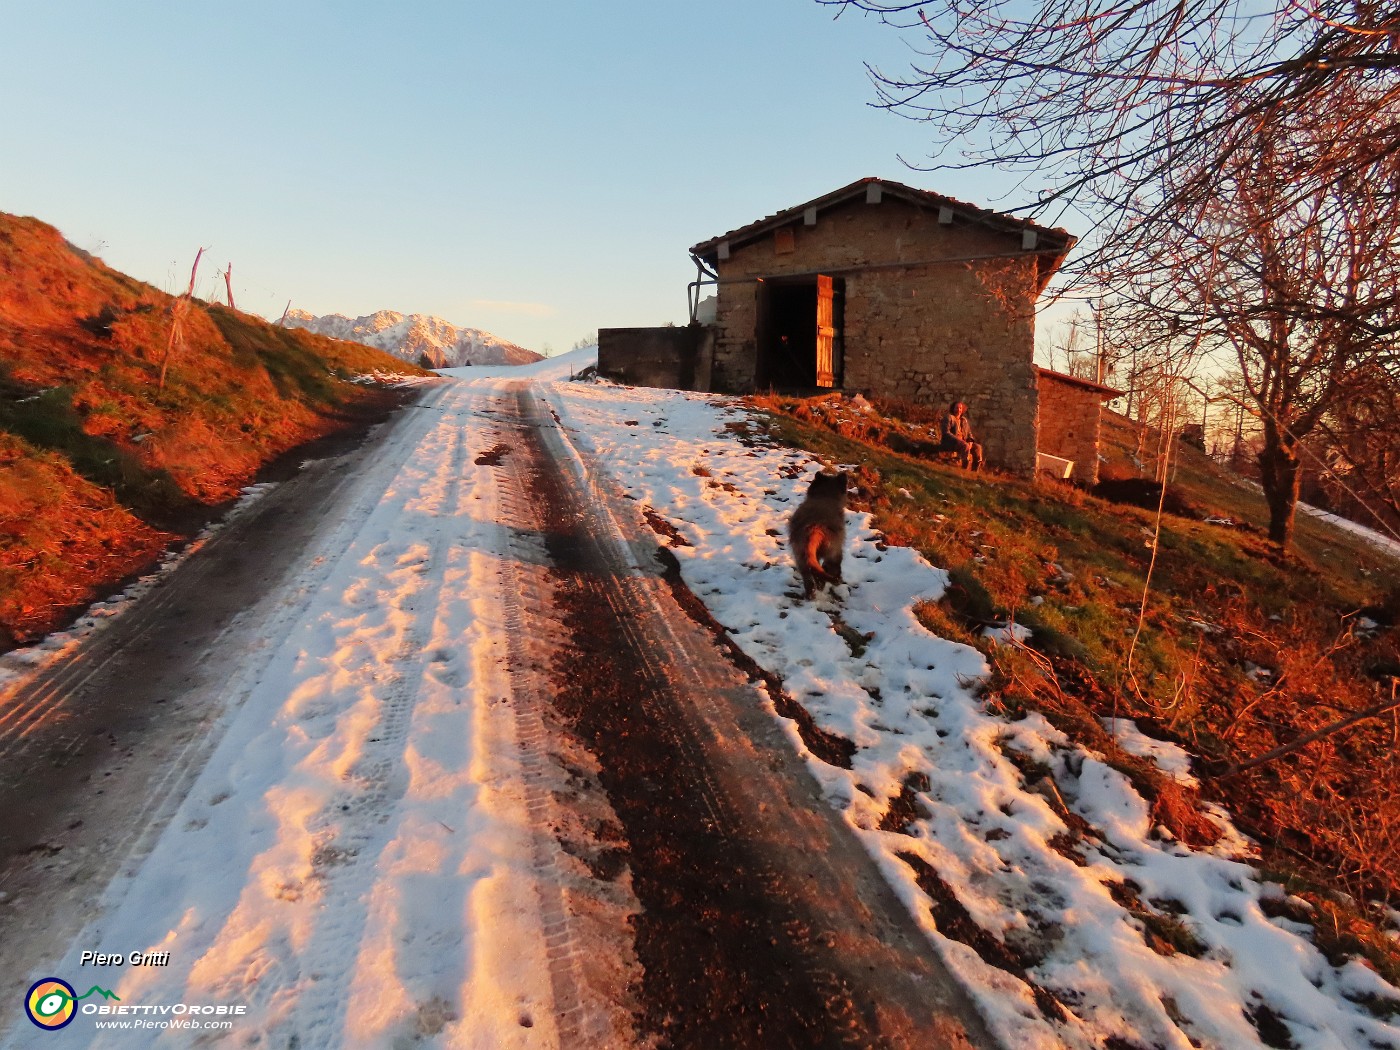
<box><xmin>1033</xmin><ymin>367</ymin><xmax>1122</xmax><ymax>484</ymax></box>
<box><xmin>599</xmin><ymin>177</ymin><xmax>1118</xmax><ymax>481</ymax></box>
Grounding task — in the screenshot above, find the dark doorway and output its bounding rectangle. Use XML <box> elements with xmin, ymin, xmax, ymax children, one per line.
<box><xmin>757</xmin><ymin>276</ymin><xmax>843</xmax><ymax>391</ymax></box>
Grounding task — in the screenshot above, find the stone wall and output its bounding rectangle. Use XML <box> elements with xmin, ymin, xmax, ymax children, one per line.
<box><xmin>711</xmin><ymin>282</ymin><xmax>760</xmax><ymax>393</ymax></box>
<box><xmin>598</xmin><ymin>325</ymin><xmax>715</xmax><ymax>391</ymax></box>
<box><xmin>1036</xmin><ymin>374</ymin><xmax>1104</xmax><ymax>484</ymax></box>
<box><xmin>709</xmin><ymin>194</ymin><xmax>1042</xmax><ymax>474</ymax></box>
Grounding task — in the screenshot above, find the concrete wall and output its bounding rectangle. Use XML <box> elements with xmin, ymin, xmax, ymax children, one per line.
<box><xmin>709</xmin><ymin>194</ymin><xmax>1042</xmax><ymax>475</ymax></box>
<box><xmin>597</xmin><ymin>325</ymin><xmax>714</xmax><ymax>391</ymax></box>
<box><xmin>1036</xmin><ymin>374</ymin><xmax>1104</xmax><ymax>485</ymax></box>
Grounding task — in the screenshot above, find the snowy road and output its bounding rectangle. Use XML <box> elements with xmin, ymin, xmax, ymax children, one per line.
<box><xmin>8</xmin><ymin>357</ymin><xmax>1399</xmax><ymax>1050</ymax></box>
<box><xmin>0</xmin><ymin>369</ymin><xmax>989</xmax><ymax>1049</ymax></box>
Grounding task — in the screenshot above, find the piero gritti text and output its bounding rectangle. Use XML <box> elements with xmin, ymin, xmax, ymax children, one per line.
<box><xmin>79</xmin><ymin>950</ymin><xmax>171</xmax><ymax>967</ymax></box>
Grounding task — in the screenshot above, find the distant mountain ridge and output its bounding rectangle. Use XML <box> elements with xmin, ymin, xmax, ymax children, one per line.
<box><xmin>283</xmin><ymin>309</ymin><xmax>542</xmax><ymax>369</ymax></box>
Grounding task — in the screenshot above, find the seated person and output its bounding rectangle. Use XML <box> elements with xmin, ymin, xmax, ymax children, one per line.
<box><xmin>939</xmin><ymin>400</ymin><xmax>985</xmax><ymax>471</ymax></box>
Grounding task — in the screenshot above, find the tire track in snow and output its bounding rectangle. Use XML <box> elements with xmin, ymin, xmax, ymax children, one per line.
<box><xmin>269</xmin><ymin>400</ymin><xmax>474</xmax><ymax>1048</ymax></box>
<box><xmin>0</xmin><ymin>389</ymin><xmax>444</xmax><ymax>764</ymax></box>
<box><xmin>489</xmin><ymin>390</ymin><xmax>626</xmax><ymax>1048</ymax></box>
<box><xmin>96</xmin><ymin>394</ymin><xmax>456</xmax><ymax>1042</ymax></box>
<box><xmin>512</xmin><ymin>382</ymin><xmax>998</xmax><ymax>1049</ymax></box>
<box><xmin>0</xmin><ymin>387</ymin><xmax>465</xmax><ymax>1050</ymax></box>
<box><xmin>0</xmin><ymin>517</ymin><xmax>242</xmax><ymax>758</ymax></box>
<box><xmin>103</xmin><ymin>388</ymin><xmax>459</xmax><ymax>894</ymax></box>
<box><xmin>5</xmin><ymin>377</ymin><xmax>647</xmax><ymax>1050</ymax></box>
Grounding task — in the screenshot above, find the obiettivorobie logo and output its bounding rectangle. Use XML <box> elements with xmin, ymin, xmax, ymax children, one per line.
<box><xmin>25</xmin><ymin>978</ymin><xmax>120</xmax><ymax>1031</ymax></box>
<box><xmin>23</xmin><ymin>977</ymin><xmax>247</xmax><ymax>1033</ymax></box>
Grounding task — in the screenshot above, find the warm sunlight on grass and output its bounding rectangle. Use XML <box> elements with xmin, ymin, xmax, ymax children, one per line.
<box><xmin>751</xmin><ymin>390</ymin><xmax>1400</xmax><ymax>981</ymax></box>
<box><xmin>0</xmin><ymin>214</ymin><xmax>431</xmax><ymax>644</ymax></box>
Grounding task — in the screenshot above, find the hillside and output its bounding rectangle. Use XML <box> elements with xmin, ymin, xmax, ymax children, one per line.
<box><xmin>282</xmin><ymin>308</ymin><xmax>542</xmax><ymax>369</ymax></box>
<box><xmin>0</xmin><ymin>213</ymin><xmax>433</xmax><ymax>648</ymax></box>
<box><xmin>752</xmin><ymin>391</ymin><xmax>1400</xmax><ymax>983</ymax></box>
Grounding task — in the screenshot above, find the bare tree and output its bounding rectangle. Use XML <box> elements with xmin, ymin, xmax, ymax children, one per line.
<box><xmin>819</xmin><ymin>0</ymin><xmax>1400</xmax><ymax>278</ymax></box>
<box><xmin>1043</xmin><ymin>310</ymin><xmax>1092</xmax><ymax>377</ymax></box>
<box><xmin>1314</xmin><ymin>359</ymin><xmax>1400</xmax><ymax>534</ymax></box>
<box><xmin>1115</xmin><ymin>115</ymin><xmax>1400</xmax><ymax>549</ymax></box>
<box><xmin>1088</xmin><ymin>296</ymin><xmax>1197</xmax><ymax>439</ymax></box>
<box><xmin>1199</xmin><ymin>368</ymin><xmax>1261</xmax><ymax>468</ymax></box>
<box><xmin>823</xmin><ymin>0</ymin><xmax>1400</xmax><ymax>549</ymax></box>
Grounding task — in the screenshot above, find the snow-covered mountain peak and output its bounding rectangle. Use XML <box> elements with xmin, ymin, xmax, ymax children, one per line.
<box><xmin>283</xmin><ymin>309</ymin><xmax>542</xmax><ymax>369</ymax></box>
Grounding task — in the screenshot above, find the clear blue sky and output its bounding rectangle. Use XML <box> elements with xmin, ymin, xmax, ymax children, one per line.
<box><xmin>3</xmin><ymin>1</ymin><xmax>1070</xmax><ymax>355</ymax></box>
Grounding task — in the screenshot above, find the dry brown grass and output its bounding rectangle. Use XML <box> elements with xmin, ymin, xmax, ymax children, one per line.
<box><xmin>0</xmin><ymin>212</ymin><xmax>430</xmax><ymax>646</ymax></box>
<box><xmin>0</xmin><ymin>434</ymin><xmax>173</xmax><ymax>644</ymax></box>
<box><xmin>751</xmin><ymin>390</ymin><xmax>1400</xmax><ymax>976</ymax></box>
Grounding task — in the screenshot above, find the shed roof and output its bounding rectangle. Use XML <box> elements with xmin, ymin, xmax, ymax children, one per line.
<box><xmin>1035</xmin><ymin>365</ymin><xmax>1123</xmax><ymax>399</ymax></box>
<box><xmin>690</xmin><ymin>177</ymin><xmax>1076</xmax><ymax>291</ymax></box>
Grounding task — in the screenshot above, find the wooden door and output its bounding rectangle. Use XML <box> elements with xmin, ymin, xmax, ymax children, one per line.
<box><xmin>815</xmin><ymin>274</ymin><xmax>835</xmax><ymax>388</ymax></box>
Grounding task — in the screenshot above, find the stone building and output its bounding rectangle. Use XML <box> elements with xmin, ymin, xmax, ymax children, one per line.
<box><xmin>1033</xmin><ymin>367</ymin><xmax>1122</xmax><ymax>484</ymax></box>
<box><xmin>600</xmin><ymin>177</ymin><xmax>1119</xmax><ymax>481</ymax></box>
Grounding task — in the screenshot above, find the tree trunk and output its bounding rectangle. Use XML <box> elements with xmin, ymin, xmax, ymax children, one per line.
<box><xmin>1257</xmin><ymin>422</ymin><xmax>1302</xmax><ymax>551</ymax></box>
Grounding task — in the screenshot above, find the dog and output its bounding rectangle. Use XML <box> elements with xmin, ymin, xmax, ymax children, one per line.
<box><xmin>788</xmin><ymin>469</ymin><xmax>848</xmax><ymax>600</ymax></box>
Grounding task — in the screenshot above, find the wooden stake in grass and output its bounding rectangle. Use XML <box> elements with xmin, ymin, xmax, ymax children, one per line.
<box><xmin>224</xmin><ymin>261</ymin><xmax>234</xmax><ymax>309</ymax></box>
<box><xmin>159</xmin><ymin>247</ymin><xmax>205</xmax><ymax>393</ymax></box>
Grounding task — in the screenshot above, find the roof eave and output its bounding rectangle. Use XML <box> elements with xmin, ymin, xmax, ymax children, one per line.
<box><xmin>691</xmin><ymin>177</ymin><xmax>1075</xmax><ymax>268</ymax></box>
<box><xmin>1034</xmin><ymin>235</ymin><xmax>1077</xmax><ymax>295</ymax></box>
<box><xmin>1035</xmin><ymin>365</ymin><xmax>1123</xmax><ymax>399</ymax></box>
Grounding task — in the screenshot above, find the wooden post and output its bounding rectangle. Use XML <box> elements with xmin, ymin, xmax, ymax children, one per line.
<box><xmin>183</xmin><ymin>248</ymin><xmax>204</xmax><ymax>299</ymax></box>
<box><xmin>159</xmin><ymin>247</ymin><xmax>205</xmax><ymax>392</ymax></box>
<box><xmin>278</xmin><ymin>300</ymin><xmax>292</xmax><ymax>326</ymax></box>
<box><xmin>224</xmin><ymin>262</ymin><xmax>235</xmax><ymax>309</ymax></box>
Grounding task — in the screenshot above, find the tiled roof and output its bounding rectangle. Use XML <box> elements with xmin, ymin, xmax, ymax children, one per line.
<box><xmin>1035</xmin><ymin>365</ymin><xmax>1123</xmax><ymax>398</ymax></box>
<box><xmin>694</xmin><ymin>177</ymin><xmax>1075</xmax><ymax>292</ymax></box>
<box><xmin>690</xmin><ymin>177</ymin><xmax>1076</xmax><ymax>272</ymax></box>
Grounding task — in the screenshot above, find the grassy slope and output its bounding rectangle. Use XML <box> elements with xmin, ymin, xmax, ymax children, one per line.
<box><xmin>0</xmin><ymin>213</ymin><xmax>432</xmax><ymax>646</ymax></box>
<box><xmin>753</xmin><ymin>393</ymin><xmax>1400</xmax><ymax>978</ymax></box>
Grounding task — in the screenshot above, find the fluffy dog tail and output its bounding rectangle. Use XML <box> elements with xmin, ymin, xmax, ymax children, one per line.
<box><xmin>802</xmin><ymin>527</ymin><xmax>841</xmax><ymax>583</ymax></box>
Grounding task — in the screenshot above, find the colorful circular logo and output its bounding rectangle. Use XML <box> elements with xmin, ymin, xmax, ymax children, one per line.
<box><xmin>25</xmin><ymin>978</ymin><xmax>77</xmax><ymax>1030</ymax></box>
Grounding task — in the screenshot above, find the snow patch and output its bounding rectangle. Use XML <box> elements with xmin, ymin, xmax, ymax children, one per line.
<box><xmin>534</xmin><ymin>377</ymin><xmax>1400</xmax><ymax>1050</ymax></box>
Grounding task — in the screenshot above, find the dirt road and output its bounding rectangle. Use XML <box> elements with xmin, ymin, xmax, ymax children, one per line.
<box><xmin>0</xmin><ymin>374</ymin><xmax>995</xmax><ymax>1049</ymax></box>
